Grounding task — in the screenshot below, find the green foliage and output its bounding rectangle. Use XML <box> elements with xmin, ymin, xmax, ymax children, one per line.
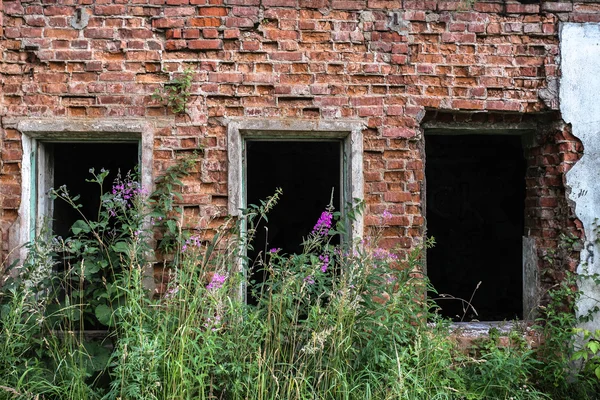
<box><xmin>152</xmin><ymin>66</ymin><xmax>194</xmax><ymax>114</ymax></box>
<box><xmin>44</xmin><ymin>168</ymin><xmax>147</xmax><ymax>330</ymax></box>
<box><xmin>462</xmin><ymin>330</ymin><xmax>548</xmax><ymax>400</ymax></box>
<box><xmin>533</xmin><ymin>233</ymin><xmax>600</xmax><ymax>399</ymax></box>
<box><xmin>573</xmin><ymin>328</ymin><xmax>600</xmax><ymax>381</ymax></box>
<box><xmin>149</xmin><ymin>152</ymin><xmax>198</xmax><ymax>254</ymax></box>
<box><xmin>2</xmin><ymin>158</ymin><xmax>600</xmax><ymax>399</ymax></box>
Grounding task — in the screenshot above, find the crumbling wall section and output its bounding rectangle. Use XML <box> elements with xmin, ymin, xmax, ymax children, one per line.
<box><xmin>527</xmin><ymin>121</ymin><xmax>584</xmax><ymax>305</ymax></box>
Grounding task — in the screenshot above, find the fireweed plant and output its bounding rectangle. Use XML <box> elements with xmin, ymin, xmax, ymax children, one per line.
<box><xmin>1</xmin><ymin>156</ymin><xmax>599</xmax><ymax>399</ymax></box>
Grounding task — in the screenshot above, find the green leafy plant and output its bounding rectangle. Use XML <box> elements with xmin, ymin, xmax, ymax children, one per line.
<box><xmin>533</xmin><ymin>232</ymin><xmax>600</xmax><ymax>399</ymax></box>
<box><xmin>46</xmin><ymin>168</ymin><xmax>147</xmax><ymax>329</ymax></box>
<box><xmin>462</xmin><ymin>329</ymin><xmax>548</xmax><ymax>400</ymax></box>
<box><xmin>573</xmin><ymin>328</ymin><xmax>600</xmax><ymax>381</ymax></box>
<box><xmin>148</xmin><ymin>152</ymin><xmax>198</xmax><ymax>254</ymax></box>
<box><xmin>5</xmin><ymin>157</ymin><xmax>600</xmax><ymax>400</ymax></box>
<box><xmin>152</xmin><ymin>67</ymin><xmax>194</xmax><ymax>115</ymax></box>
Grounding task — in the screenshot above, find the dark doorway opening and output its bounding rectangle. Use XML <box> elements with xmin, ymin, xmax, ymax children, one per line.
<box><xmin>425</xmin><ymin>135</ymin><xmax>526</xmax><ymax>321</ymax></box>
<box><xmin>245</xmin><ymin>140</ymin><xmax>341</xmax><ymax>301</ymax></box>
<box><xmin>52</xmin><ymin>142</ymin><xmax>139</xmax><ymax>239</ymax></box>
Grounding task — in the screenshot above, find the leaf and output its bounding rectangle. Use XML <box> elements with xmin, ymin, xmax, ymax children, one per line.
<box><xmin>67</xmin><ymin>307</ymin><xmax>81</xmax><ymax>322</ymax></box>
<box><xmin>166</xmin><ymin>219</ymin><xmax>177</xmax><ymax>234</ymax></box>
<box><xmin>71</xmin><ymin>219</ymin><xmax>91</xmax><ymax>235</ymax></box>
<box><xmin>83</xmin><ymin>260</ymin><xmax>101</xmax><ymax>277</ymax></box>
<box><xmin>587</xmin><ymin>340</ymin><xmax>600</xmax><ymax>354</ymax></box>
<box><xmin>83</xmin><ymin>341</ymin><xmax>112</xmax><ymax>372</ymax></box>
<box><xmin>595</xmin><ymin>365</ymin><xmax>600</xmax><ymax>380</ymax></box>
<box><xmin>572</xmin><ymin>349</ymin><xmax>587</xmax><ymax>361</ymax></box>
<box><xmin>95</xmin><ymin>304</ymin><xmax>114</xmax><ymax>327</ymax></box>
<box><xmin>111</xmin><ymin>241</ymin><xmax>130</xmax><ymax>254</ymax></box>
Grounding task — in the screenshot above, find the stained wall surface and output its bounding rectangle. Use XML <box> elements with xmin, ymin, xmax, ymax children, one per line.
<box><xmin>561</xmin><ymin>22</ymin><xmax>600</xmax><ymax>331</ymax></box>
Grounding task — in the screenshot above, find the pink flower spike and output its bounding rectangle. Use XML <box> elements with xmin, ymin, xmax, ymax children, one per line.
<box><xmin>319</xmin><ymin>254</ymin><xmax>329</xmax><ymax>273</ymax></box>
<box><xmin>382</xmin><ymin>210</ymin><xmax>392</xmax><ymax>221</ymax></box>
<box><xmin>206</xmin><ymin>273</ymin><xmax>227</xmax><ymax>291</ymax></box>
<box><xmin>312</xmin><ymin>211</ymin><xmax>333</xmax><ymax>236</ymax></box>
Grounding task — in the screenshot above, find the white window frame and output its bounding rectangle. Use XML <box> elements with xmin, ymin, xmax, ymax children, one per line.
<box><xmin>227</xmin><ymin>118</ymin><xmax>364</xmax><ymax>239</ymax></box>
<box><xmin>10</xmin><ymin>119</ymin><xmax>154</xmax><ymax>262</ymax></box>
<box><xmin>227</xmin><ymin>119</ymin><xmax>365</xmax><ymax>301</ymax></box>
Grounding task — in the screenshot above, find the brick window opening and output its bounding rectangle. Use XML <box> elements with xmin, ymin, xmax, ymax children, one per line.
<box><xmin>425</xmin><ymin>134</ymin><xmax>527</xmax><ymax>321</ymax></box>
<box><xmin>245</xmin><ymin>140</ymin><xmax>342</xmax><ymax>303</ymax></box>
<box><xmin>51</xmin><ymin>142</ymin><xmax>139</xmax><ymax>239</ymax></box>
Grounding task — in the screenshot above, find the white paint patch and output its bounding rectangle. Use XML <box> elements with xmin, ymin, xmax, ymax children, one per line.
<box><xmin>561</xmin><ymin>23</ymin><xmax>600</xmax><ymax>331</ymax></box>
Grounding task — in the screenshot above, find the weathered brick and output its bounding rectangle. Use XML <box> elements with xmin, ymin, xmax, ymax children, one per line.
<box><xmin>223</xmin><ymin>17</ymin><xmax>253</xmax><ymax>28</ymax></box>
<box><xmin>188</xmin><ymin>39</ymin><xmax>223</xmax><ymax>49</ymax></box>
<box><xmin>441</xmin><ymin>32</ymin><xmax>476</xmax><ymax>43</ymax></box>
<box><xmin>153</xmin><ymin>18</ymin><xmax>185</xmax><ymax>29</ymax></box>
<box><xmin>84</xmin><ymin>28</ymin><xmax>115</xmax><ymax>39</ymax></box>
<box><xmin>95</xmin><ymin>5</ymin><xmax>126</xmax><ymax>15</ymax></box>
<box><xmin>223</xmin><ymin>28</ymin><xmax>240</xmax><ymax>39</ymax></box>
<box><xmin>164</xmin><ymin>6</ymin><xmax>196</xmax><ymax>16</ymax></box>
<box><xmin>542</xmin><ymin>2</ymin><xmax>573</xmax><ymax>13</ymax></box>
<box><xmin>383</xmin><ymin>191</ymin><xmax>412</xmax><ymax>202</ymax></box>
<box><xmin>506</xmin><ymin>3</ymin><xmax>539</xmax><ymax>14</ymax></box>
<box><xmin>199</xmin><ymin>7</ymin><xmax>228</xmax><ymax>16</ymax></box>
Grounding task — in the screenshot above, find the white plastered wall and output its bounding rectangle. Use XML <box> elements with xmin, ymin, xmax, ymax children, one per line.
<box><xmin>560</xmin><ymin>23</ymin><xmax>600</xmax><ymax>331</ymax></box>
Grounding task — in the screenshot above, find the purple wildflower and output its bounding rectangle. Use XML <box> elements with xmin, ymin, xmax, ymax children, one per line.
<box><xmin>382</xmin><ymin>210</ymin><xmax>392</xmax><ymax>221</ymax></box>
<box><xmin>164</xmin><ymin>286</ymin><xmax>179</xmax><ymax>299</ymax></box>
<box><xmin>319</xmin><ymin>254</ymin><xmax>329</xmax><ymax>273</ymax></box>
<box><xmin>269</xmin><ymin>248</ymin><xmax>281</xmax><ymax>253</ymax></box>
<box><xmin>181</xmin><ymin>235</ymin><xmax>202</xmax><ymax>253</ymax></box>
<box><xmin>105</xmin><ymin>175</ymin><xmax>146</xmax><ymax>214</ymax></box>
<box><xmin>206</xmin><ymin>273</ymin><xmax>227</xmax><ymax>291</ymax></box>
<box><xmin>312</xmin><ymin>211</ymin><xmax>332</xmax><ymax>236</ymax></box>
<box><xmin>204</xmin><ymin>315</ymin><xmax>222</xmax><ymax>331</ymax></box>
<box><xmin>373</xmin><ymin>248</ymin><xmax>399</xmax><ymax>261</ymax></box>
<box><xmin>304</xmin><ymin>275</ymin><xmax>315</xmax><ymax>285</ymax></box>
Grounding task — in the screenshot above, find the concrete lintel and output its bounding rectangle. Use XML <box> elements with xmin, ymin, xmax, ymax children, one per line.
<box><xmin>16</xmin><ymin>118</ymin><xmax>150</xmax><ymax>139</ymax></box>
<box><xmin>226</xmin><ymin>117</ymin><xmax>366</xmax><ymax>137</ymax></box>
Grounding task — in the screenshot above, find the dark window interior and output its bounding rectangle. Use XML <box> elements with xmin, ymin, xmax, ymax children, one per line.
<box><xmin>52</xmin><ymin>142</ymin><xmax>139</xmax><ymax>239</ymax></box>
<box><xmin>245</xmin><ymin>140</ymin><xmax>341</xmax><ymax>300</ymax></box>
<box><xmin>426</xmin><ymin>135</ymin><xmax>526</xmax><ymax>321</ymax></box>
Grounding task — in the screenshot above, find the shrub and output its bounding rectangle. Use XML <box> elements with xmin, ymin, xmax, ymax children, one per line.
<box><xmin>1</xmin><ymin>159</ymin><xmax>598</xmax><ymax>400</ymax></box>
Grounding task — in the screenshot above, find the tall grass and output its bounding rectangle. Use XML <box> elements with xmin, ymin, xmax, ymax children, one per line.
<box><xmin>1</xmin><ymin>165</ymin><xmax>597</xmax><ymax>399</ymax></box>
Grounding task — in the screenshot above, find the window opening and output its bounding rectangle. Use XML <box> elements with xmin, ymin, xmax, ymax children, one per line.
<box><xmin>37</xmin><ymin>141</ymin><xmax>140</xmax><ymax>330</ymax></box>
<box><xmin>245</xmin><ymin>140</ymin><xmax>342</xmax><ymax>303</ymax></box>
<box><xmin>425</xmin><ymin>134</ymin><xmax>526</xmax><ymax>321</ymax></box>
<box><xmin>50</xmin><ymin>142</ymin><xmax>139</xmax><ymax>239</ymax></box>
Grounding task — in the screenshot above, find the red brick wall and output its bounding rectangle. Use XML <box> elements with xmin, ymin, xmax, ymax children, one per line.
<box><xmin>526</xmin><ymin>121</ymin><xmax>584</xmax><ymax>295</ymax></box>
<box><xmin>0</xmin><ymin>1</ymin><xmax>591</xmax><ymax>289</ymax></box>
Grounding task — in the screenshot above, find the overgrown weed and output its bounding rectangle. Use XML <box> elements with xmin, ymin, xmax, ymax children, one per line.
<box><xmin>0</xmin><ymin>158</ymin><xmax>599</xmax><ymax>399</ymax></box>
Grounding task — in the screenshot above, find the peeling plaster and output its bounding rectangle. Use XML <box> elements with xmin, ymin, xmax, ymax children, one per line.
<box><xmin>560</xmin><ymin>23</ymin><xmax>600</xmax><ymax>331</ymax></box>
